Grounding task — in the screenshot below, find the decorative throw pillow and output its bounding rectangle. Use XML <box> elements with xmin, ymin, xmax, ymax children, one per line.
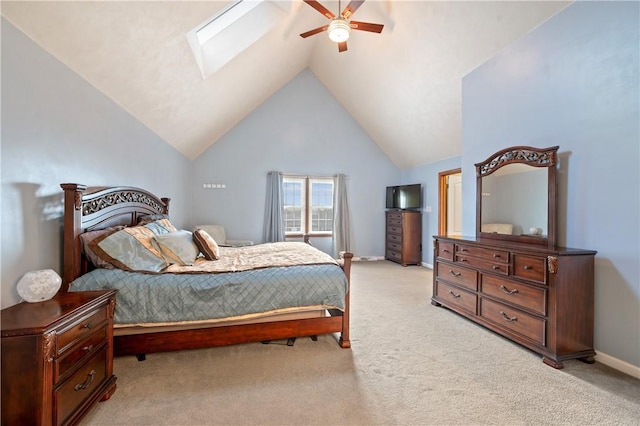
<box><xmin>137</xmin><ymin>213</ymin><xmax>170</xmax><ymax>226</ymax></box>
<box><xmin>192</xmin><ymin>229</ymin><xmax>220</xmax><ymax>261</ymax></box>
<box><xmin>154</xmin><ymin>230</ymin><xmax>199</xmax><ymax>266</ymax></box>
<box><xmin>79</xmin><ymin>226</ymin><xmax>125</xmax><ymax>269</ymax></box>
<box><xmin>143</xmin><ymin>218</ymin><xmax>177</xmax><ymax>235</ymax></box>
<box><xmin>90</xmin><ymin>224</ymin><xmax>168</xmax><ymax>273</ymax></box>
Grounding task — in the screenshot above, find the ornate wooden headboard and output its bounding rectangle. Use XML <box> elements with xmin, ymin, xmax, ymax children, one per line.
<box><xmin>60</xmin><ymin>183</ymin><xmax>170</xmax><ymax>290</ymax></box>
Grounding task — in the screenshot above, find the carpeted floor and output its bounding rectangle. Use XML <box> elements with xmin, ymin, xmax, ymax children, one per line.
<box><xmin>81</xmin><ymin>261</ymin><xmax>640</xmax><ymax>425</ymax></box>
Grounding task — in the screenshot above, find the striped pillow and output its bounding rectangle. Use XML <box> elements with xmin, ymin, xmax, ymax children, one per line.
<box><xmin>192</xmin><ymin>229</ymin><xmax>220</xmax><ymax>261</ymax></box>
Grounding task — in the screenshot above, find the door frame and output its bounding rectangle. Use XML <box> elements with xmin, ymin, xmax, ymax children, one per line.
<box><xmin>438</xmin><ymin>168</ymin><xmax>462</xmax><ymax>236</ymax></box>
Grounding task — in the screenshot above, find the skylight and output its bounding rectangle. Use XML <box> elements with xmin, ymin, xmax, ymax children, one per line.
<box><xmin>187</xmin><ymin>0</ymin><xmax>290</xmax><ymax>79</ymax></box>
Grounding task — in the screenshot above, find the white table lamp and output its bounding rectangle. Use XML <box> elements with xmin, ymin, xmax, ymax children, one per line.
<box><xmin>16</xmin><ymin>269</ymin><xmax>62</xmax><ymax>303</ymax></box>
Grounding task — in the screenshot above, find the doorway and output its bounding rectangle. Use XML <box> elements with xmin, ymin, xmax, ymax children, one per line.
<box><xmin>438</xmin><ymin>168</ymin><xmax>462</xmax><ymax>236</ymax></box>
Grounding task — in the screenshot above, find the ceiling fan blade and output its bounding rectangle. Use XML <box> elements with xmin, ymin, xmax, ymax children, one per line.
<box><xmin>300</xmin><ymin>25</ymin><xmax>329</xmax><ymax>38</ymax></box>
<box><xmin>342</xmin><ymin>0</ymin><xmax>365</xmax><ymax>19</ymax></box>
<box><xmin>350</xmin><ymin>20</ymin><xmax>384</xmax><ymax>33</ymax></box>
<box><xmin>303</xmin><ymin>0</ymin><xmax>335</xmax><ymax>19</ymax></box>
<box><xmin>338</xmin><ymin>41</ymin><xmax>348</xmax><ymax>53</ymax></box>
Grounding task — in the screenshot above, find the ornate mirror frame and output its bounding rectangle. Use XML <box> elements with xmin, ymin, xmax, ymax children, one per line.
<box><xmin>475</xmin><ymin>145</ymin><xmax>559</xmax><ymax>246</ymax></box>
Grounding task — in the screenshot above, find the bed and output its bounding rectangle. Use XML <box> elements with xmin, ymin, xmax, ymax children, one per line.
<box><xmin>60</xmin><ymin>183</ymin><xmax>352</xmax><ymax>359</ymax></box>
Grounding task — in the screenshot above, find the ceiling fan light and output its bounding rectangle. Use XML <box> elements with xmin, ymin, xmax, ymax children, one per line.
<box><xmin>328</xmin><ymin>19</ymin><xmax>351</xmax><ymax>43</ymax></box>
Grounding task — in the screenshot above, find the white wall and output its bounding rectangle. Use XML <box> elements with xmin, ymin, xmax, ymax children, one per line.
<box><xmin>1</xmin><ymin>19</ymin><xmax>193</xmax><ymax>308</ymax></box>
<box><xmin>191</xmin><ymin>69</ymin><xmax>401</xmax><ymax>258</ymax></box>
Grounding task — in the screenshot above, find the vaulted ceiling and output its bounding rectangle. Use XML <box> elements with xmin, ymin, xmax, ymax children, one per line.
<box><xmin>2</xmin><ymin>1</ymin><xmax>570</xmax><ymax>169</ymax></box>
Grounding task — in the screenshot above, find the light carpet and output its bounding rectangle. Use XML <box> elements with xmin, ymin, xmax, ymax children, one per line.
<box><xmin>81</xmin><ymin>261</ymin><xmax>640</xmax><ymax>425</ymax></box>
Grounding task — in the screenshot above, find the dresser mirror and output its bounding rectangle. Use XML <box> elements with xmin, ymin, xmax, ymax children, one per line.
<box><xmin>475</xmin><ymin>145</ymin><xmax>559</xmax><ymax>246</ymax></box>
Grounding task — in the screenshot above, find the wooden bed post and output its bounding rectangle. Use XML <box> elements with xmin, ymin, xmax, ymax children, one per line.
<box><xmin>61</xmin><ymin>183</ymin><xmax>87</xmax><ymax>291</ymax></box>
<box><xmin>339</xmin><ymin>251</ymin><xmax>353</xmax><ymax>348</ymax></box>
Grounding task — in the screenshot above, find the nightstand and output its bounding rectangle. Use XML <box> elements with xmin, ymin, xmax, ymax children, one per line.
<box><xmin>1</xmin><ymin>290</ymin><xmax>117</xmax><ymax>426</ymax></box>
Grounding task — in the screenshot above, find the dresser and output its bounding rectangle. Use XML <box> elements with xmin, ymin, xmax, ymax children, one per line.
<box><xmin>385</xmin><ymin>210</ymin><xmax>422</xmax><ymax>266</ymax></box>
<box><xmin>1</xmin><ymin>290</ymin><xmax>117</xmax><ymax>425</ymax></box>
<box><xmin>432</xmin><ymin>236</ymin><xmax>596</xmax><ymax>368</ymax></box>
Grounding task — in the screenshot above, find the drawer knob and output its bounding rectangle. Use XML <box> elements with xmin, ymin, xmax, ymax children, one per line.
<box><xmin>523</xmin><ymin>265</ymin><xmax>532</xmax><ymax>270</ymax></box>
<box><xmin>81</xmin><ymin>323</ymin><xmax>92</xmax><ymax>329</ymax></box>
<box><xmin>460</xmin><ymin>248</ymin><xmax>468</xmax><ymax>252</ymax></box>
<box><xmin>442</xmin><ymin>249</ymin><xmax>450</xmax><ymax>253</ymax></box>
<box><xmin>493</xmin><ymin>254</ymin><xmax>501</xmax><ymax>258</ymax></box>
<box><xmin>74</xmin><ymin>370</ymin><xmax>96</xmax><ymax>391</ymax></box>
<box><xmin>500</xmin><ymin>285</ymin><xmax>518</xmax><ymax>295</ymax></box>
<box><xmin>499</xmin><ymin>311</ymin><xmax>518</xmax><ymax>322</ymax></box>
<box><xmin>449</xmin><ymin>270</ymin><xmax>461</xmax><ymax>277</ymax></box>
<box><xmin>82</xmin><ymin>344</ymin><xmax>94</xmax><ymax>352</ymax></box>
<box><xmin>449</xmin><ymin>290</ymin><xmax>461</xmax><ymax>298</ymax></box>
<box><xmin>492</xmin><ymin>265</ymin><xmax>500</xmax><ymax>270</ymax></box>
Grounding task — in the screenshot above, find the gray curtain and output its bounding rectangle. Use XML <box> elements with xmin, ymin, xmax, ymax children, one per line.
<box><xmin>262</xmin><ymin>171</ymin><xmax>284</xmax><ymax>243</ymax></box>
<box><xmin>332</xmin><ymin>174</ymin><xmax>351</xmax><ymax>257</ymax></box>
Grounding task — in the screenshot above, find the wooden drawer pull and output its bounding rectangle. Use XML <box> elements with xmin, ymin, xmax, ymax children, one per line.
<box><xmin>460</xmin><ymin>248</ymin><xmax>468</xmax><ymax>252</ymax></box>
<box><xmin>74</xmin><ymin>370</ymin><xmax>95</xmax><ymax>391</ymax></box>
<box><xmin>523</xmin><ymin>265</ymin><xmax>533</xmax><ymax>270</ymax></box>
<box><xmin>442</xmin><ymin>249</ymin><xmax>450</xmax><ymax>253</ymax></box>
<box><xmin>499</xmin><ymin>311</ymin><xmax>517</xmax><ymax>322</ymax></box>
<box><xmin>449</xmin><ymin>290</ymin><xmax>461</xmax><ymax>298</ymax></box>
<box><xmin>492</xmin><ymin>265</ymin><xmax>501</xmax><ymax>270</ymax></box>
<box><xmin>82</xmin><ymin>345</ymin><xmax>94</xmax><ymax>352</ymax></box>
<box><xmin>493</xmin><ymin>254</ymin><xmax>501</xmax><ymax>258</ymax></box>
<box><xmin>500</xmin><ymin>285</ymin><xmax>518</xmax><ymax>295</ymax></box>
<box><xmin>449</xmin><ymin>270</ymin><xmax>461</xmax><ymax>277</ymax></box>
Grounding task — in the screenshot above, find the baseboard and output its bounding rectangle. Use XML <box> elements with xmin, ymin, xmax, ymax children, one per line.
<box><xmin>421</xmin><ymin>262</ymin><xmax>433</xmax><ymax>269</ymax></box>
<box><xmin>353</xmin><ymin>256</ymin><xmax>385</xmax><ymax>262</ymax></box>
<box><xmin>595</xmin><ymin>351</ymin><xmax>640</xmax><ymax>379</ymax></box>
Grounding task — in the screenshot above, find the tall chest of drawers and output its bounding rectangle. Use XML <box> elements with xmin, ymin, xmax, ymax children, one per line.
<box><xmin>386</xmin><ymin>210</ymin><xmax>422</xmax><ymax>266</ymax></box>
<box><xmin>1</xmin><ymin>290</ymin><xmax>117</xmax><ymax>425</ymax></box>
<box><xmin>432</xmin><ymin>236</ymin><xmax>596</xmax><ymax>368</ymax></box>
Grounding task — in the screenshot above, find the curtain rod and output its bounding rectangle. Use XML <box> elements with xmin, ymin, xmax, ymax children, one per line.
<box><xmin>267</xmin><ymin>172</ymin><xmax>348</xmax><ymax>178</ymax></box>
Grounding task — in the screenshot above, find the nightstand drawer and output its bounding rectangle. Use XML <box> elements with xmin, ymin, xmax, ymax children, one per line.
<box><xmin>56</xmin><ymin>326</ymin><xmax>108</xmax><ymax>382</ymax></box>
<box><xmin>55</xmin><ymin>348</ymin><xmax>108</xmax><ymax>426</ymax></box>
<box><xmin>57</xmin><ymin>307</ymin><xmax>108</xmax><ymax>354</ymax></box>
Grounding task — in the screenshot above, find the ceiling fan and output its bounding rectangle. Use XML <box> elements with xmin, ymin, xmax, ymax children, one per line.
<box><xmin>299</xmin><ymin>0</ymin><xmax>384</xmax><ymax>52</ymax></box>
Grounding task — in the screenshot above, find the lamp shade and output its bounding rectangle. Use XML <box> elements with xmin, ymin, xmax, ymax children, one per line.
<box><xmin>328</xmin><ymin>19</ymin><xmax>351</xmax><ymax>43</ymax></box>
<box><xmin>16</xmin><ymin>269</ymin><xmax>62</xmax><ymax>303</ymax></box>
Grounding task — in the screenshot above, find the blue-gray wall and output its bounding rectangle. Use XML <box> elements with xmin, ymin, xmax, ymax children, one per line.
<box><xmin>460</xmin><ymin>1</ymin><xmax>639</xmax><ymax>368</ymax></box>
<box><xmin>1</xmin><ymin>19</ymin><xmax>192</xmax><ymax>308</ymax></box>
<box><xmin>191</xmin><ymin>69</ymin><xmax>401</xmax><ymax>257</ymax></box>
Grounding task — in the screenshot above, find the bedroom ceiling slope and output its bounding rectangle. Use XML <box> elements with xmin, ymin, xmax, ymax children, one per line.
<box><xmin>1</xmin><ymin>1</ymin><xmax>570</xmax><ymax>169</ymax></box>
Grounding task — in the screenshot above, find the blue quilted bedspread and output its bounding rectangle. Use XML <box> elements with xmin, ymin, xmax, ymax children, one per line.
<box><xmin>69</xmin><ymin>265</ymin><xmax>348</xmax><ymax>325</ymax></box>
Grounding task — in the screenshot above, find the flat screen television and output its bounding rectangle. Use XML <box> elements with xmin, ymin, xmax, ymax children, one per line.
<box><xmin>386</xmin><ymin>184</ymin><xmax>422</xmax><ymax>210</ymax></box>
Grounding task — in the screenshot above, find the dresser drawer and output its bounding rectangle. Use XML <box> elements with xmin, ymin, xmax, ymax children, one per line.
<box><xmin>387</xmin><ymin>225</ymin><xmax>402</xmax><ymax>235</ymax></box>
<box><xmin>480</xmin><ymin>298</ymin><xmax>546</xmax><ymax>346</ymax></box>
<box><xmin>386</xmin><ymin>250</ymin><xmax>401</xmax><ymax>262</ymax></box>
<box><xmin>386</xmin><ymin>213</ymin><xmax>402</xmax><ymax>226</ymax></box>
<box><xmin>456</xmin><ymin>244</ymin><xmax>509</xmax><ymax>263</ymax></box>
<box><xmin>56</xmin><ymin>326</ymin><xmax>108</xmax><ymax>382</ymax></box>
<box><xmin>387</xmin><ymin>233</ymin><xmax>402</xmax><ymax>244</ymax></box>
<box><xmin>435</xmin><ymin>281</ymin><xmax>477</xmax><ymax>315</ymax></box>
<box><xmin>57</xmin><ymin>307</ymin><xmax>108</xmax><ymax>354</ymax></box>
<box><xmin>55</xmin><ymin>348</ymin><xmax>108</xmax><ymax>426</ymax></box>
<box><xmin>387</xmin><ymin>241</ymin><xmax>402</xmax><ymax>253</ymax></box>
<box><xmin>513</xmin><ymin>254</ymin><xmax>546</xmax><ymax>284</ymax></box>
<box><xmin>436</xmin><ymin>241</ymin><xmax>454</xmax><ymax>261</ymax></box>
<box><xmin>456</xmin><ymin>254</ymin><xmax>510</xmax><ymax>276</ymax></box>
<box><xmin>480</xmin><ymin>275</ymin><xmax>546</xmax><ymax>316</ymax></box>
<box><xmin>436</xmin><ymin>262</ymin><xmax>477</xmax><ymax>291</ymax></box>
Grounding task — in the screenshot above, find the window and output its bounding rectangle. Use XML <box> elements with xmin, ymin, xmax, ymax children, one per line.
<box><xmin>283</xmin><ymin>176</ymin><xmax>334</xmax><ymax>236</ymax></box>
